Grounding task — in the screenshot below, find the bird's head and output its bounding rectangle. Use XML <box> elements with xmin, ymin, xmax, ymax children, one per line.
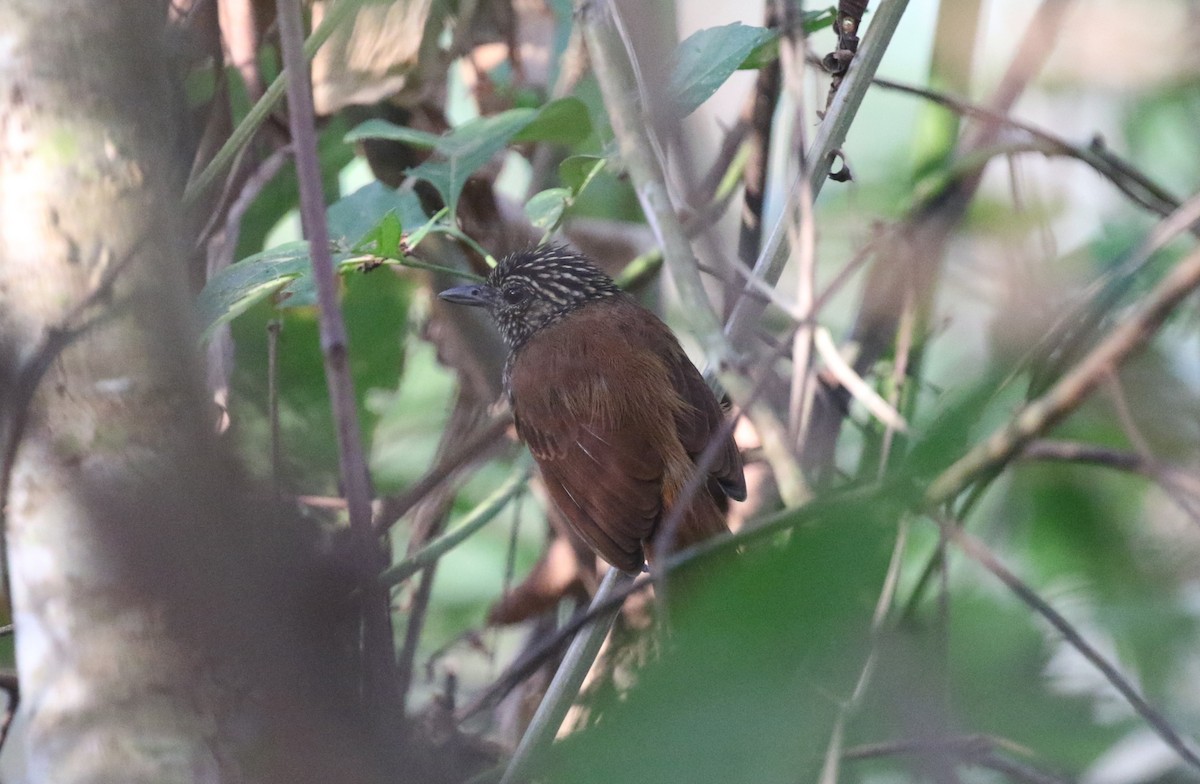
<box><xmin>438</xmin><ymin>245</ymin><xmax>621</xmax><ymax>350</ymax></box>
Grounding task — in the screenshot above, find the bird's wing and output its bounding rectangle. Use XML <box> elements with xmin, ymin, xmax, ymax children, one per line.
<box><xmin>510</xmin><ymin>346</ymin><xmax>665</xmax><ymax>574</ymax></box>
<box><xmin>667</xmin><ymin>346</ymin><xmax>747</xmax><ymax>502</ymax></box>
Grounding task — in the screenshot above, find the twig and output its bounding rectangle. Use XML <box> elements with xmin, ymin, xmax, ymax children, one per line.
<box><xmin>876</xmin><ymin>285</ymin><xmax>917</xmax><ymax>478</ymax></box>
<box><xmin>786</xmin><ymin>124</ymin><xmax>819</xmax><ymax>449</ymax></box>
<box><xmin>736</xmin><ymin>5</ymin><xmax>782</xmax><ymax>270</ymax></box>
<box><xmin>871</xmin><ymin>77</ymin><xmax>1184</xmax><ymax>223</ymax></box>
<box><xmin>497</xmin><ymin>568</ymin><xmax>635</xmax><ymax>784</ymax></box>
<box><xmin>1022</xmin><ymin>439</ymin><xmax>1200</xmax><ymax>490</ymax></box>
<box><xmin>267</xmin><ymin>319</ymin><xmax>282</xmax><ymax>500</ymax></box>
<box><xmin>275</xmin><ymin>0</ymin><xmax>395</xmax><ymax>712</ymax></box>
<box><xmin>925</xmin><ymin>240</ymin><xmax>1200</xmax><ymax>506</ymax></box>
<box><xmin>1022</xmin><ymin>439</ymin><xmax>1200</xmax><ymax>524</ymax></box>
<box><xmin>941</xmin><ymin>519</ymin><xmax>1200</xmax><ymax>772</ymax></box>
<box><xmin>373</xmin><ymin>410</ymin><xmax>513</xmax><ymax>535</ymax></box>
<box><xmin>379</xmin><ymin>464</ymin><xmax>531</xmax><ymax>588</ymax></box>
<box><xmin>843</xmin><ymin>734</ymin><xmax>1071</xmax><ymax>784</ymax></box>
<box><xmin>196</xmin><ymin>144</ymin><xmax>293</xmax><ymax>253</ymax></box>
<box><xmin>813</xmin><ymin>327</ymin><xmax>909</xmax><ymax>433</ymax></box>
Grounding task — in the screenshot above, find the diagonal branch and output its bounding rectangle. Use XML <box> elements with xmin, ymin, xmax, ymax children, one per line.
<box><xmin>942</xmin><ymin>519</ymin><xmax>1200</xmax><ymax>772</ymax></box>
<box><xmin>925</xmin><ymin>239</ymin><xmax>1200</xmax><ymax>506</ymax></box>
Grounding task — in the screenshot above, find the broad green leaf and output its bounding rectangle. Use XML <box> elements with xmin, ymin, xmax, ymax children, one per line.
<box><xmin>327</xmin><ymin>181</ymin><xmax>427</xmax><ymax>246</ymax></box>
<box><xmin>512</xmin><ymin>97</ymin><xmax>592</xmax><ymax>145</ymax></box>
<box><xmin>669</xmin><ymin>24</ymin><xmax>778</xmax><ymax>117</ymax></box>
<box><xmin>349</xmin><ymin>99</ymin><xmax>594</xmax><ymax>217</ymax></box>
<box><xmin>524</xmin><ymin>187</ymin><xmax>571</xmax><ymax>231</ymax></box>
<box><xmin>559</xmin><ymin>155</ymin><xmax>606</xmax><ymax>194</ymax></box>
<box><xmin>404</xmin><ymin>108</ymin><xmax>538</xmax><ymax>215</ymax></box>
<box><xmin>197</xmin><ymin>242</ymin><xmax>355</xmax><ymax>337</ymax></box>
<box><xmin>541</xmin><ymin>496</ymin><xmax>895</xmax><ymax>784</ymax></box>
<box><xmin>197</xmin><ymin>242</ymin><xmax>309</xmax><ymax>336</ymax></box>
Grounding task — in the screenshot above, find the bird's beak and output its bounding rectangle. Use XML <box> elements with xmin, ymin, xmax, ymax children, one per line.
<box><xmin>438</xmin><ymin>283</ymin><xmax>496</xmax><ymax>308</ymax></box>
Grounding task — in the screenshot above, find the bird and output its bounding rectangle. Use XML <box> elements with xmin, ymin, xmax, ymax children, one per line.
<box><xmin>438</xmin><ymin>245</ymin><xmax>745</xmax><ymax>573</ymax></box>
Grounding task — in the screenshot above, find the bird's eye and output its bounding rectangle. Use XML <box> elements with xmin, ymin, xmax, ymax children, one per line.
<box><xmin>502</xmin><ymin>287</ymin><xmax>529</xmax><ymax>305</ymax></box>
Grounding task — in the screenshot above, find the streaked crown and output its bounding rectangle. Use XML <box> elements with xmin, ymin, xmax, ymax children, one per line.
<box><xmin>487</xmin><ymin>245</ymin><xmax>621</xmax><ymax>349</ymax></box>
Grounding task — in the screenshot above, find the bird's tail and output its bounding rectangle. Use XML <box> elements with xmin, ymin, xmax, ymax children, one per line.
<box><xmin>645</xmin><ymin>478</ymin><xmax>730</xmax><ymax>566</ymax></box>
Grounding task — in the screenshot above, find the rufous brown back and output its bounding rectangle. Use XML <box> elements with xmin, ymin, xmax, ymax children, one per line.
<box><xmin>439</xmin><ymin>246</ymin><xmax>745</xmax><ymax>573</ymax></box>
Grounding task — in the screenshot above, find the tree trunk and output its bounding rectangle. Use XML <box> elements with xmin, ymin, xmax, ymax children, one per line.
<box><xmin>0</xmin><ymin>3</ymin><xmax>381</xmax><ymax>782</ymax></box>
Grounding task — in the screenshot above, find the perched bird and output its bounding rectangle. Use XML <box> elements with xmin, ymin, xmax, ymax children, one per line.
<box><xmin>439</xmin><ymin>246</ymin><xmax>745</xmax><ymax>573</ymax></box>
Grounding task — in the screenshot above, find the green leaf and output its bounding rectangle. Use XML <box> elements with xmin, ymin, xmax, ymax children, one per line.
<box><xmin>735</xmin><ymin>10</ymin><xmax>845</xmax><ymax>71</ymax></box>
<box><xmin>801</xmin><ymin>7</ymin><xmax>839</xmax><ymax>34</ymax></box>
<box><xmin>524</xmin><ymin>188</ymin><xmax>571</xmax><ymax>231</ymax></box>
<box><xmin>197</xmin><ymin>242</ymin><xmax>308</xmax><ymax>336</ymax></box>
<box><xmin>196</xmin><ymin>241</ymin><xmax>355</xmax><ymax>338</ymax></box>
<box><xmin>669</xmin><ymin>24</ymin><xmax>778</xmax><ymax>117</ymax></box>
<box><xmin>376</xmin><ymin>212</ymin><xmax>404</xmax><ymax>258</ymax></box>
<box><xmin>541</xmin><ymin>497</ymin><xmax>895</xmax><ymax>784</ymax></box>
<box><xmin>344</xmin><ymin>119</ymin><xmax>441</xmax><ymax>148</ymax></box>
<box><xmin>737</xmin><ymin>36</ymin><xmax>781</xmax><ymax>71</ymax></box>
<box><xmin>349</xmin><ymin>99</ymin><xmax>593</xmax><ymax>218</ymax></box>
<box><xmin>327</xmin><ymin>181</ymin><xmax>427</xmax><ymax>247</ymax></box>
<box><xmin>512</xmin><ymin>97</ymin><xmax>592</xmax><ymax>145</ymax></box>
<box><xmin>405</xmin><ymin>108</ymin><xmax>538</xmax><ymax>215</ymax></box>
<box><xmin>558</xmin><ymin>155</ymin><xmax>606</xmax><ymax>194</ymax></box>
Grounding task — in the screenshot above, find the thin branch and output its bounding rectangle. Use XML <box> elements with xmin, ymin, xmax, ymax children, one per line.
<box><xmin>813</xmin><ymin>327</ymin><xmax>909</xmax><ymax>433</ymax></box>
<box><xmin>736</xmin><ymin>4</ymin><xmax>782</xmax><ymax>271</ymax></box>
<box><xmin>925</xmin><ymin>239</ymin><xmax>1200</xmax><ymax>506</ymax></box>
<box><xmin>497</xmin><ymin>568</ymin><xmax>636</xmax><ymax>784</ymax></box>
<box><xmin>871</xmin><ymin>77</ymin><xmax>1185</xmax><ymax>224</ymax></box>
<box><xmin>379</xmin><ymin>463</ymin><xmax>531</xmax><ymax>588</ymax></box>
<box><xmin>786</xmin><ymin>117</ymin><xmax>819</xmax><ymax>449</ymax></box>
<box><xmin>267</xmin><ymin>319</ymin><xmax>282</xmax><ymax>499</ymax></box>
<box><xmin>196</xmin><ymin>143</ymin><xmax>293</xmax><ymax>253</ymax></box>
<box><xmin>941</xmin><ymin>519</ymin><xmax>1200</xmax><ymax>772</ymax></box>
<box><xmin>374</xmin><ymin>411</ymin><xmax>513</xmax><ymax>535</ymax></box>
<box><xmin>843</xmin><ymin>734</ymin><xmax>1071</xmax><ymax>784</ymax></box>
<box><xmin>1021</xmin><ymin>439</ymin><xmax>1200</xmax><ymax>525</ymax></box>
<box><xmin>275</xmin><ymin>0</ymin><xmax>395</xmax><ymax>712</ymax></box>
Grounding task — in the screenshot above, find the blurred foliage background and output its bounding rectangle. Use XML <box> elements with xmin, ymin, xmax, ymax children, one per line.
<box><xmin>169</xmin><ymin>0</ymin><xmax>1200</xmax><ymax>781</ymax></box>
